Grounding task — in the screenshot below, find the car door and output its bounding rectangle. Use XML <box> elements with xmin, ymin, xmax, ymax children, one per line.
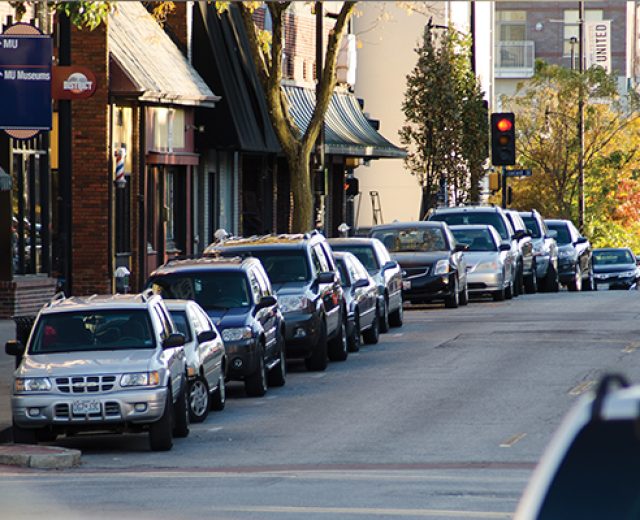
<box><xmin>311</xmin><ymin>244</ymin><xmax>340</xmax><ymax>334</ymax></box>
<box><xmin>192</xmin><ymin>304</ymin><xmax>223</xmax><ymax>388</ymax></box>
<box><xmin>350</xmin><ymin>257</ymin><xmax>377</xmax><ymax>328</ymax></box>
<box><xmin>569</xmin><ymin>222</ymin><xmax>590</xmax><ymax>274</ymax></box>
<box><xmin>446</xmin><ymin>226</ymin><xmax>467</xmax><ymax>288</ymax></box>
<box><xmin>375</xmin><ymin>241</ymin><xmax>402</xmax><ymax>313</ymax></box>
<box><xmin>251</xmin><ymin>266</ymin><xmax>278</xmax><ymax>361</ymax></box>
<box><xmin>152</xmin><ymin>304</ymin><xmax>182</xmax><ymax>395</ymax></box>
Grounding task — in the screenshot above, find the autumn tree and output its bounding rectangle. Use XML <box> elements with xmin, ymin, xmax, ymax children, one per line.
<box><xmin>400</xmin><ymin>23</ymin><xmax>487</xmax><ymax>218</ymax></box>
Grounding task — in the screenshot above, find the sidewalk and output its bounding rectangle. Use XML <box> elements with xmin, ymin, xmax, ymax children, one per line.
<box><xmin>0</xmin><ymin>319</ymin><xmax>15</xmax><ymax>443</ymax></box>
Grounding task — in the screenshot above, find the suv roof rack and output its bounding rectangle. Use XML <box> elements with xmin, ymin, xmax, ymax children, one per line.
<box><xmin>45</xmin><ymin>291</ymin><xmax>66</xmax><ymax>308</ymax></box>
<box><xmin>140</xmin><ymin>288</ymin><xmax>155</xmax><ymax>303</ymax></box>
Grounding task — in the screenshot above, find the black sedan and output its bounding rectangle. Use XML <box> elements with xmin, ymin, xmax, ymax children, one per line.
<box><xmin>592</xmin><ymin>248</ymin><xmax>640</xmax><ymax>290</ymax></box>
<box><xmin>370</xmin><ymin>221</ymin><xmax>468</xmax><ymax>308</ymax></box>
<box><xmin>334</xmin><ymin>252</ymin><xmax>380</xmax><ymax>350</ymax></box>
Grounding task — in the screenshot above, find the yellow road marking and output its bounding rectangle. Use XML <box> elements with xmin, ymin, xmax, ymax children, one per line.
<box><xmin>499</xmin><ymin>433</ymin><xmax>527</xmax><ymax>448</ymax></box>
<box><xmin>568</xmin><ymin>380</ymin><xmax>595</xmax><ymax>396</ymax></box>
<box><xmin>622</xmin><ymin>341</ymin><xmax>640</xmax><ymax>354</ymax></box>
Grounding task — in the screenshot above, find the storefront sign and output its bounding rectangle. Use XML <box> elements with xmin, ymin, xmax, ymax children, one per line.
<box><xmin>585</xmin><ymin>20</ymin><xmax>611</xmax><ymax>74</ymax></box>
<box><xmin>52</xmin><ymin>66</ymin><xmax>97</xmax><ymax>99</ymax></box>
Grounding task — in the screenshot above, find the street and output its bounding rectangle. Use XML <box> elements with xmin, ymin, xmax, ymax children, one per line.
<box><xmin>1</xmin><ymin>289</ymin><xmax>639</xmax><ymax>519</ymax></box>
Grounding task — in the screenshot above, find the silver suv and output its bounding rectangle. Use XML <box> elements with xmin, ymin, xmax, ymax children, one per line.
<box><xmin>5</xmin><ymin>291</ymin><xmax>190</xmax><ymax>451</ymax></box>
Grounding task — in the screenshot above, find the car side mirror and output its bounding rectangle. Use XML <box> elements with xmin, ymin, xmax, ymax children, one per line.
<box><xmin>197</xmin><ymin>330</ymin><xmax>217</xmax><ymax>343</ymax></box>
<box><xmin>163</xmin><ymin>332</ymin><xmax>185</xmax><ymax>349</ymax></box>
<box><xmin>454</xmin><ymin>243</ymin><xmax>468</xmax><ymax>253</ymax></box>
<box><xmin>5</xmin><ymin>340</ymin><xmax>25</xmax><ymax>356</ymax></box>
<box><xmin>499</xmin><ymin>243</ymin><xmax>511</xmax><ymax>252</ymax></box>
<box><xmin>575</xmin><ymin>236</ymin><xmax>588</xmax><ymax>245</ymax></box>
<box><xmin>382</xmin><ymin>260</ymin><xmax>398</xmax><ymax>271</ymax></box>
<box><xmin>255</xmin><ymin>295</ymin><xmax>277</xmax><ymax>311</ymax></box>
<box><xmin>353</xmin><ymin>278</ymin><xmax>369</xmax><ymax>289</ymax></box>
<box><xmin>316</xmin><ymin>271</ymin><xmax>335</xmax><ymax>284</ymax></box>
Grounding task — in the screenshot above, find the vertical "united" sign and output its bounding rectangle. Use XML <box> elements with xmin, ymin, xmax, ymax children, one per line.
<box><xmin>585</xmin><ymin>20</ymin><xmax>611</xmax><ymax>74</ymax></box>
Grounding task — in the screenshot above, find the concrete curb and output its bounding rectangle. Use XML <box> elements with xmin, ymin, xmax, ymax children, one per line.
<box><xmin>0</xmin><ymin>444</ymin><xmax>81</xmax><ymax>469</ymax></box>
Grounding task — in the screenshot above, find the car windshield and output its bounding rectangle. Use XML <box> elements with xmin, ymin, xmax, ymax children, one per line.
<box><xmin>451</xmin><ymin>228</ymin><xmax>497</xmax><ymax>252</ymax></box>
<box><xmin>371</xmin><ymin>228</ymin><xmax>447</xmax><ymax>253</ymax></box>
<box><xmin>29</xmin><ymin>310</ymin><xmax>155</xmax><ymax>354</ymax></box>
<box><xmin>149</xmin><ymin>272</ymin><xmax>252</xmax><ymax>309</ymax></box>
<box><xmin>521</xmin><ymin>216</ymin><xmax>542</xmax><ymax>238</ymax></box>
<box><xmin>336</xmin><ymin>260</ymin><xmax>350</xmax><ymax>287</ymax></box>
<box><xmin>547</xmin><ymin>223</ymin><xmax>571</xmax><ymax>245</ymax></box>
<box><xmin>168</xmin><ymin>310</ymin><xmax>192</xmax><ymax>342</ymax></box>
<box><xmin>593</xmin><ymin>250</ymin><xmax>634</xmax><ymax>265</ymax></box>
<box><xmin>331</xmin><ymin>245</ymin><xmax>379</xmax><ymax>272</ymax></box>
<box><xmin>430</xmin><ymin>212</ymin><xmax>509</xmax><ymax>240</ymax></box>
<box><xmin>243</xmin><ymin>251</ymin><xmax>310</xmax><ymax>283</ymax></box>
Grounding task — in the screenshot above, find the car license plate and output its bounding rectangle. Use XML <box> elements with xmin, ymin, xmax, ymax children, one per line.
<box><xmin>72</xmin><ymin>400</ymin><xmax>101</xmax><ymax>415</ymax></box>
<box><xmin>402</xmin><ymin>280</ymin><xmax>411</xmax><ymax>290</ymax></box>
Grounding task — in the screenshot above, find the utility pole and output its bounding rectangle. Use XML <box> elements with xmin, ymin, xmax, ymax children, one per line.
<box><xmin>578</xmin><ymin>1</ymin><xmax>585</xmax><ymax>232</ymax></box>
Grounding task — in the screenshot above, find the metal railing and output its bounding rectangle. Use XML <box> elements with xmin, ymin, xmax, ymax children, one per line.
<box><xmin>495</xmin><ymin>41</ymin><xmax>535</xmax><ymax>78</ymax></box>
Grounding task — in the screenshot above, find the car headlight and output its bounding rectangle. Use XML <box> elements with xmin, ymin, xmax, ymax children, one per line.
<box><xmin>120</xmin><ymin>371</ymin><xmax>160</xmax><ymax>387</ymax></box>
<box><xmin>15</xmin><ymin>377</ymin><xmax>52</xmax><ymax>393</ymax></box>
<box><xmin>221</xmin><ymin>327</ymin><xmax>253</xmax><ymax>342</ymax></box>
<box><xmin>279</xmin><ymin>295</ymin><xmax>310</xmax><ymax>313</ymax></box>
<box><xmin>433</xmin><ymin>259</ymin><xmax>450</xmax><ymax>275</ymax></box>
<box><xmin>475</xmin><ymin>260</ymin><xmax>499</xmax><ymax>272</ymax></box>
<box><xmin>620</xmin><ymin>270</ymin><xmax>637</xmax><ymax>278</ymax></box>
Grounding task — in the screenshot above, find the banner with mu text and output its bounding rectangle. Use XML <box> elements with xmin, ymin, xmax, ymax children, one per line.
<box><xmin>585</xmin><ymin>20</ymin><xmax>611</xmax><ymax>73</ymax></box>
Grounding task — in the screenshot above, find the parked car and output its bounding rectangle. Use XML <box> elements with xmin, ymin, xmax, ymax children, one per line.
<box><xmin>206</xmin><ymin>232</ymin><xmax>347</xmax><ymax>371</ymax></box>
<box><xmin>146</xmin><ymin>257</ymin><xmax>286</xmax><ymax>397</ymax></box>
<box><xmin>544</xmin><ymin>219</ymin><xmax>594</xmax><ymax>291</ymax></box>
<box><xmin>515</xmin><ymin>374</ymin><xmax>640</xmax><ymax>519</ymax></box>
<box><xmin>592</xmin><ymin>247</ymin><xmax>639</xmax><ymax>290</ymax></box>
<box><xmin>5</xmin><ymin>291</ymin><xmax>189</xmax><ymax>451</ymax></box>
<box><xmin>427</xmin><ymin>205</ymin><xmax>521</xmax><ymax>297</ymax></box>
<box><xmin>370</xmin><ymin>221</ymin><xmax>468</xmax><ymax>308</ymax></box>
<box><xmin>519</xmin><ymin>210</ymin><xmax>559</xmax><ymax>292</ymax></box>
<box><xmin>327</xmin><ymin>237</ymin><xmax>403</xmax><ymax>331</ymax></box>
<box><xmin>165</xmin><ymin>300</ymin><xmax>226</xmax><ymax>422</ymax></box>
<box><xmin>333</xmin><ymin>251</ymin><xmax>380</xmax><ymax>350</ymax></box>
<box><xmin>449</xmin><ymin>224</ymin><xmax>513</xmax><ymax>301</ymax></box>
<box><xmin>504</xmin><ymin>209</ymin><xmax>535</xmax><ymax>293</ymax></box>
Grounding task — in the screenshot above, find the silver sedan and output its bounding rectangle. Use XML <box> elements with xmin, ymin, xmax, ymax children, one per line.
<box><xmin>450</xmin><ymin>224</ymin><xmax>513</xmax><ymax>301</ymax></box>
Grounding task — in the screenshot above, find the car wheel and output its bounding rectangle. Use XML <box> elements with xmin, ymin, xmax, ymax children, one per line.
<box><xmin>328</xmin><ymin>317</ymin><xmax>349</xmax><ymax>362</ymax></box>
<box><xmin>268</xmin><ymin>337</ymin><xmax>287</xmax><ymax>387</ymax></box>
<box><xmin>188</xmin><ymin>375</ymin><xmax>210</xmax><ymax>423</ymax></box>
<box><xmin>389</xmin><ymin>300</ymin><xmax>404</xmax><ymax>327</ymax></box>
<box><xmin>347</xmin><ymin>313</ymin><xmax>361</xmax><ymax>352</ymax></box>
<box><xmin>362</xmin><ymin>305</ymin><xmax>380</xmax><ymax>344</ymax></box>
<box><xmin>513</xmin><ymin>263</ymin><xmax>524</xmax><ymax>297</ymax></box>
<box><xmin>245</xmin><ymin>344</ymin><xmax>268</xmax><ymax>397</ymax></box>
<box><xmin>379</xmin><ymin>297</ymin><xmax>390</xmax><ymax>333</ymax></box>
<box><xmin>444</xmin><ymin>277</ymin><xmax>459</xmax><ymax>308</ymax></box>
<box><xmin>173</xmin><ymin>380</ymin><xmax>190</xmax><ymax>438</ymax></box>
<box><xmin>544</xmin><ymin>263</ymin><xmax>560</xmax><ymax>292</ymax></box>
<box><xmin>568</xmin><ymin>267</ymin><xmax>582</xmax><ymax>292</ymax></box>
<box><xmin>505</xmin><ymin>278</ymin><xmax>514</xmax><ymax>300</ymax></box>
<box><xmin>305</xmin><ymin>318</ymin><xmax>328</xmax><ymax>372</ymax></box>
<box><xmin>459</xmin><ymin>280</ymin><xmax>469</xmax><ymax>306</ymax></box>
<box><xmin>210</xmin><ymin>373</ymin><xmax>226</xmax><ymax>411</ymax></box>
<box><xmin>584</xmin><ymin>266</ymin><xmax>595</xmax><ymax>291</ymax></box>
<box><xmin>12</xmin><ymin>423</ymin><xmax>37</xmax><ymax>445</ymax></box>
<box><xmin>525</xmin><ymin>264</ymin><xmax>538</xmax><ymax>294</ymax></box>
<box><xmin>149</xmin><ymin>389</ymin><xmax>173</xmax><ymax>451</ymax></box>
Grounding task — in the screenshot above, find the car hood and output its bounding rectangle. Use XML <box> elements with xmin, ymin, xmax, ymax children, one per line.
<box><xmin>18</xmin><ymin>350</ymin><xmax>155</xmax><ymax>377</ymax></box>
<box><xmin>464</xmin><ymin>251</ymin><xmax>501</xmax><ymax>267</ymax></box>
<box><xmin>271</xmin><ymin>281</ymin><xmax>310</xmax><ymax>295</ymax></box>
<box><xmin>205</xmin><ymin>307</ymin><xmax>250</xmax><ymax>329</ymax></box>
<box><xmin>390</xmin><ymin>251</ymin><xmax>449</xmax><ymax>268</ymax></box>
<box><xmin>594</xmin><ymin>264</ymin><xmax>636</xmax><ymax>274</ymax></box>
<box><xmin>557</xmin><ymin>244</ymin><xmax>575</xmax><ymax>252</ymax></box>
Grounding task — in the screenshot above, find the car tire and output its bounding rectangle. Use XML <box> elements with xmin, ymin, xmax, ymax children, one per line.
<box><xmin>492</xmin><ymin>287</ymin><xmax>505</xmax><ymax>301</ymax></box>
<box><xmin>245</xmin><ymin>345</ymin><xmax>268</xmax><ymax>397</ymax></box>
<box><xmin>12</xmin><ymin>423</ymin><xmax>37</xmax><ymax>445</ymax></box>
<box><xmin>379</xmin><ymin>297</ymin><xmax>390</xmax><ymax>333</ymax></box>
<box><xmin>305</xmin><ymin>319</ymin><xmax>328</xmax><ymax>372</ymax></box>
<box><xmin>513</xmin><ymin>263</ymin><xmax>524</xmax><ymax>297</ymax></box>
<box><xmin>459</xmin><ymin>281</ymin><xmax>469</xmax><ymax>306</ymax></box>
<box><xmin>149</xmin><ymin>389</ymin><xmax>174</xmax><ymax>452</ymax></box>
<box><xmin>173</xmin><ymin>380</ymin><xmax>190</xmax><ymax>438</ymax></box>
<box><xmin>188</xmin><ymin>375</ymin><xmax>210</xmax><ymax>423</ymax></box>
<box><xmin>210</xmin><ymin>373</ymin><xmax>226</xmax><ymax>411</ymax></box>
<box><xmin>568</xmin><ymin>267</ymin><xmax>582</xmax><ymax>292</ymax></box>
<box><xmin>505</xmin><ymin>278</ymin><xmax>514</xmax><ymax>300</ymax></box>
<box><xmin>389</xmin><ymin>300</ymin><xmax>404</xmax><ymax>327</ymax></box>
<box><xmin>444</xmin><ymin>277</ymin><xmax>459</xmax><ymax>308</ymax></box>
<box><xmin>583</xmin><ymin>266</ymin><xmax>595</xmax><ymax>291</ymax></box>
<box><xmin>328</xmin><ymin>317</ymin><xmax>349</xmax><ymax>362</ymax></box>
<box><xmin>544</xmin><ymin>263</ymin><xmax>560</xmax><ymax>292</ymax></box>
<box><xmin>362</xmin><ymin>306</ymin><xmax>380</xmax><ymax>344</ymax></box>
<box><xmin>524</xmin><ymin>264</ymin><xmax>538</xmax><ymax>294</ymax></box>
<box><xmin>268</xmin><ymin>338</ymin><xmax>287</xmax><ymax>387</ymax></box>
<box><xmin>347</xmin><ymin>313</ymin><xmax>361</xmax><ymax>352</ymax></box>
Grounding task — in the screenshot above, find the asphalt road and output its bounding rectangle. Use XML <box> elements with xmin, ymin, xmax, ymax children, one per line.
<box><xmin>1</xmin><ymin>289</ymin><xmax>639</xmax><ymax>519</ymax></box>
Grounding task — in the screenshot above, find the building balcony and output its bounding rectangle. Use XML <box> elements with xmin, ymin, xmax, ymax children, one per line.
<box><xmin>495</xmin><ymin>41</ymin><xmax>535</xmax><ymax>78</ymax></box>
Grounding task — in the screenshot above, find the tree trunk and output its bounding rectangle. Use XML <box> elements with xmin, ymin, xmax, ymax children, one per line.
<box><xmin>286</xmin><ymin>145</ymin><xmax>313</xmax><ymax>233</ymax></box>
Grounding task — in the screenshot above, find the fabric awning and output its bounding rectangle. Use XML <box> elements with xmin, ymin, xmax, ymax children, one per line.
<box><xmin>283</xmin><ymin>85</ymin><xmax>406</xmax><ymax>159</ymax></box>
<box><xmin>108</xmin><ymin>2</ymin><xmax>219</xmax><ymax>107</ymax></box>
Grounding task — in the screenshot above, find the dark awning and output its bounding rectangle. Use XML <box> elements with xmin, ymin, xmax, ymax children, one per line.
<box><xmin>192</xmin><ymin>3</ymin><xmax>280</xmax><ymax>153</ymax></box>
<box><xmin>283</xmin><ymin>85</ymin><xmax>406</xmax><ymax>159</ymax></box>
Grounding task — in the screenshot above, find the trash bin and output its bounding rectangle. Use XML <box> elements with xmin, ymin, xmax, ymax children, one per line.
<box><xmin>13</xmin><ymin>315</ymin><xmax>35</xmax><ymax>368</ymax></box>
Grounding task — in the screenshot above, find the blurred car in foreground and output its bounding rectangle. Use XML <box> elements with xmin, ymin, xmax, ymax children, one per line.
<box><xmin>592</xmin><ymin>248</ymin><xmax>639</xmax><ymax>290</ymax></box>
<box><xmin>333</xmin><ymin>252</ymin><xmax>380</xmax><ymax>350</ymax></box>
<box><xmin>519</xmin><ymin>210</ymin><xmax>559</xmax><ymax>292</ymax></box>
<box><xmin>327</xmin><ymin>237</ymin><xmax>403</xmax><ymax>331</ymax></box>
<box><xmin>544</xmin><ymin>219</ymin><xmax>594</xmax><ymax>292</ymax></box>
<box><xmin>450</xmin><ymin>224</ymin><xmax>513</xmax><ymax>301</ymax></box>
<box><xmin>515</xmin><ymin>374</ymin><xmax>640</xmax><ymax>519</ymax></box>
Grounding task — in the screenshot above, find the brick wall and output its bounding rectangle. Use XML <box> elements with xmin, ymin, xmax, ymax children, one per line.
<box><xmin>0</xmin><ymin>276</ymin><xmax>57</xmax><ymax>318</ymax></box>
<box><xmin>71</xmin><ymin>23</ymin><xmax>111</xmax><ymax>295</ymax></box>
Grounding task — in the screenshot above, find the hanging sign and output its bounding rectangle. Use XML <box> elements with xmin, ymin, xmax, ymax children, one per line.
<box><xmin>585</xmin><ymin>20</ymin><xmax>611</xmax><ymax>73</ymax></box>
<box><xmin>52</xmin><ymin>66</ymin><xmax>97</xmax><ymax>100</ymax></box>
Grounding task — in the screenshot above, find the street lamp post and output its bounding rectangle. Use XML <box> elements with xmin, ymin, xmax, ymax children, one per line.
<box><xmin>577</xmin><ymin>1</ymin><xmax>585</xmax><ymax>232</ymax></box>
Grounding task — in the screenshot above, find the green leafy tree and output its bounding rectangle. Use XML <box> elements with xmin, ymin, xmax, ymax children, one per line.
<box><xmin>400</xmin><ymin>23</ymin><xmax>487</xmax><ymax>217</ymax></box>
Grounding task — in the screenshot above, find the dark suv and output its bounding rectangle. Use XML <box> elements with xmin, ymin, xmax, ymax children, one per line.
<box><xmin>206</xmin><ymin>233</ymin><xmax>347</xmax><ymax>371</ymax></box>
<box><xmin>146</xmin><ymin>257</ymin><xmax>286</xmax><ymax>397</ymax></box>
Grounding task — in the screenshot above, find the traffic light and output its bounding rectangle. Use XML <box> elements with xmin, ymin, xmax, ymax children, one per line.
<box><xmin>344</xmin><ymin>177</ymin><xmax>359</xmax><ymax>197</ymax></box>
<box><xmin>491</xmin><ymin>112</ymin><xmax>516</xmax><ymax>166</ymax></box>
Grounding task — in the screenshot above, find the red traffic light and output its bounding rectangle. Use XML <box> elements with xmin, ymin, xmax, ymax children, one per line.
<box><xmin>496</xmin><ymin>118</ymin><xmax>512</xmax><ymax>132</ymax></box>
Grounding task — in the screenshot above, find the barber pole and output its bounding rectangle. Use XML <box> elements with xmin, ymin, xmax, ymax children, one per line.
<box><xmin>114</xmin><ymin>147</ymin><xmax>126</xmax><ymax>188</ymax></box>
